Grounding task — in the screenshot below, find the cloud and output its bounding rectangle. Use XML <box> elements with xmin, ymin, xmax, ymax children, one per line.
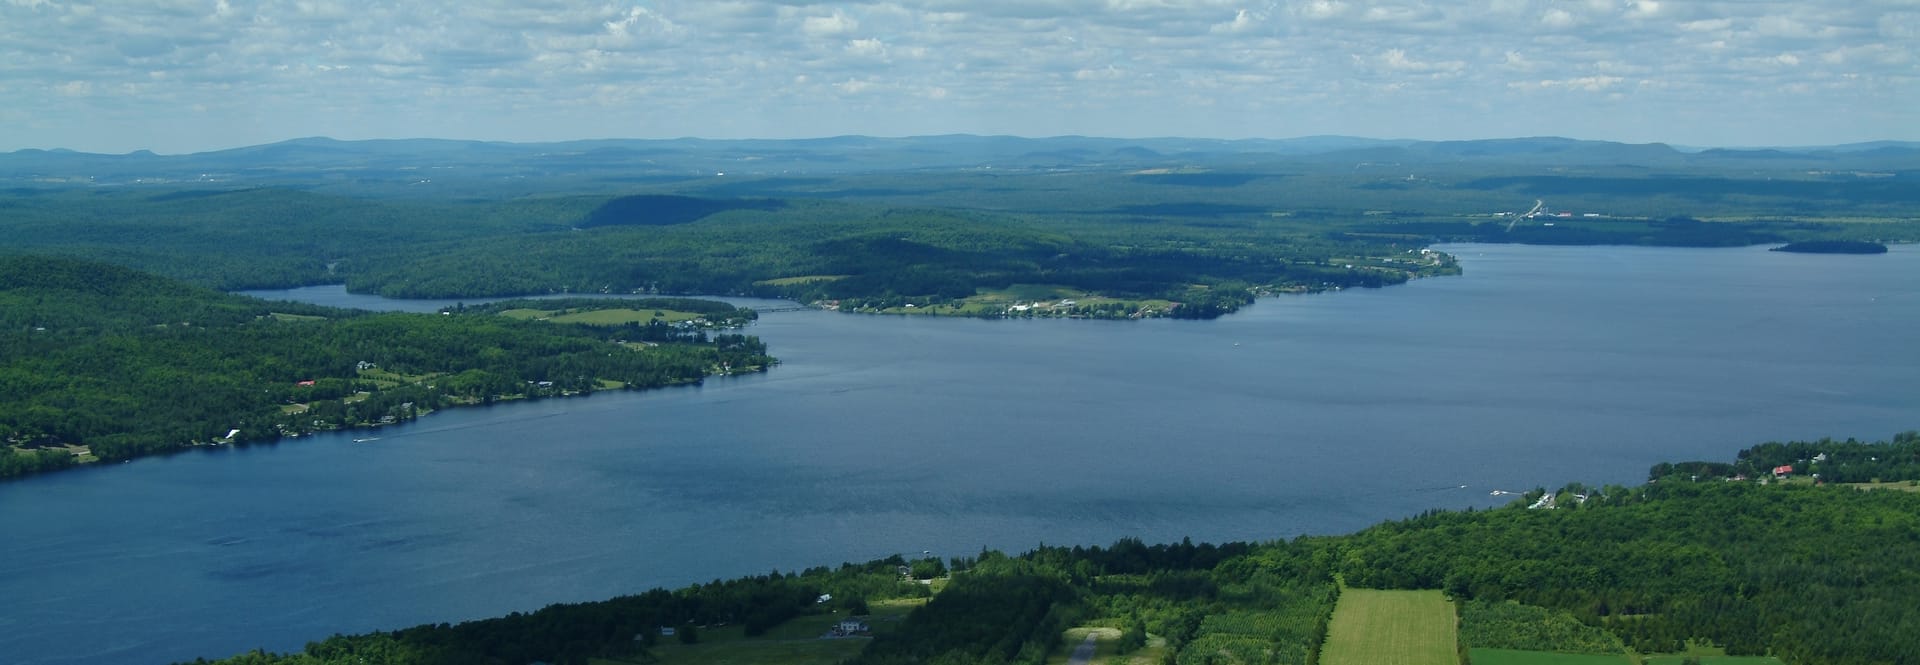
<box><xmin>1210</xmin><ymin>9</ymin><xmax>1256</xmax><ymax>34</ymax></box>
<box><xmin>0</xmin><ymin>0</ymin><xmax>1912</xmax><ymax>152</ymax></box>
<box><xmin>801</xmin><ymin>9</ymin><xmax>858</xmax><ymax>38</ymax></box>
<box><xmin>1369</xmin><ymin>48</ymin><xmax>1466</xmax><ymax>74</ymax></box>
<box><xmin>845</xmin><ymin>38</ymin><xmax>888</xmax><ymax>58</ymax></box>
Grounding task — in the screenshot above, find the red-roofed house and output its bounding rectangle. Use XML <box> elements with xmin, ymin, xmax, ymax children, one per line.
<box><xmin>296</xmin><ymin>380</ymin><xmax>316</xmax><ymax>387</ymax></box>
<box><xmin>1772</xmin><ymin>465</ymin><xmax>1794</xmax><ymax>477</ymax></box>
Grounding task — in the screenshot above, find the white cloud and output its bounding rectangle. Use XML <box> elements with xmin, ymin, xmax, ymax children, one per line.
<box><xmin>1518</xmin><ymin>75</ymin><xmax>1626</xmax><ymax>92</ymax></box>
<box><xmin>0</xmin><ymin>0</ymin><xmax>1911</xmax><ymax>152</ymax></box>
<box><xmin>846</xmin><ymin>38</ymin><xmax>888</xmax><ymax>57</ymax></box>
<box><xmin>1210</xmin><ymin>9</ymin><xmax>1255</xmax><ymax>34</ymax></box>
<box><xmin>1371</xmin><ymin>48</ymin><xmax>1465</xmax><ymax>74</ymax></box>
<box><xmin>801</xmin><ymin>10</ymin><xmax>858</xmax><ymax>38</ymax></box>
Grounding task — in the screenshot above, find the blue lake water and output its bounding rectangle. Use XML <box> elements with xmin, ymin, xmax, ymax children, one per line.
<box><xmin>3</xmin><ymin>244</ymin><xmax>1917</xmax><ymax>664</ymax></box>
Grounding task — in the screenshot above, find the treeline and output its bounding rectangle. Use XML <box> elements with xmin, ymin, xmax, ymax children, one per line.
<box><xmin>1651</xmin><ymin>430</ymin><xmax>1920</xmax><ymax>483</ymax></box>
<box><xmin>0</xmin><ymin>256</ymin><xmax>773</xmax><ymax>480</ymax></box>
<box><xmin>459</xmin><ymin>297</ymin><xmax>753</xmax><ymax>319</ymax></box>
<box><xmin>189</xmin><ymin>536</ymin><xmax>1330</xmax><ymax>665</ymax></box>
<box><xmin>2</xmin><ymin>187</ymin><xmax>1452</xmax><ymax>321</ymax></box>
<box><xmin>184</xmin><ymin>556</ymin><xmax>938</xmax><ymax>665</ymax></box>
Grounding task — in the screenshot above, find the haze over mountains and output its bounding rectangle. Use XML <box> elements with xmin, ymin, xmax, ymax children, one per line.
<box><xmin>5</xmin><ymin>135</ymin><xmax>1917</xmax><ymax>186</ymax></box>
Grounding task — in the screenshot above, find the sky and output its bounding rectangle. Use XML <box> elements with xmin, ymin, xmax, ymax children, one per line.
<box><xmin>2</xmin><ymin>0</ymin><xmax>1915</xmax><ymax>154</ymax></box>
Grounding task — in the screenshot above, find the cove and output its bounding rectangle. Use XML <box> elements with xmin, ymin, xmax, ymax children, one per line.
<box><xmin>2</xmin><ymin>244</ymin><xmax>1916</xmax><ymax>665</ymax></box>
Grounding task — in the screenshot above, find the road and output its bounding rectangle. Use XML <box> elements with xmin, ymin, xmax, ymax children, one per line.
<box><xmin>1506</xmin><ymin>199</ymin><xmax>1545</xmax><ymax>232</ymax></box>
<box><xmin>1067</xmin><ymin>634</ymin><xmax>1100</xmax><ymax>665</ymax></box>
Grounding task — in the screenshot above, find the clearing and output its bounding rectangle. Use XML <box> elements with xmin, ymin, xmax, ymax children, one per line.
<box><xmin>1043</xmin><ymin>626</ymin><xmax>1165</xmax><ymax>665</ymax></box>
<box><xmin>1320</xmin><ymin>588</ymin><xmax>1457</xmax><ymax>665</ymax></box>
<box><xmin>499</xmin><ymin>307</ymin><xmax>705</xmax><ymax>325</ymax></box>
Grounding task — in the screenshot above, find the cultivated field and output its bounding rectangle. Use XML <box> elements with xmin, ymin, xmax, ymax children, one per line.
<box><xmin>1320</xmin><ymin>589</ymin><xmax>1458</xmax><ymax>665</ymax></box>
<box><xmin>1469</xmin><ymin>648</ymin><xmax>1631</xmax><ymax>665</ymax></box>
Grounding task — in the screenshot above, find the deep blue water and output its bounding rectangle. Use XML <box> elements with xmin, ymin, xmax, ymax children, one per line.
<box><xmin>3</xmin><ymin>244</ymin><xmax>1916</xmax><ymax>664</ymax></box>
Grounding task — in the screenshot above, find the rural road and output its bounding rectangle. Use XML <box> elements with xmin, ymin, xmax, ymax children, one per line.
<box><xmin>1067</xmin><ymin>634</ymin><xmax>1099</xmax><ymax>665</ymax></box>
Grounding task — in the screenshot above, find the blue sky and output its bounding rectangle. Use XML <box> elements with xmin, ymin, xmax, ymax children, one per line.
<box><xmin>3</xmin><ymin>0</ymin><xmax>1915</xmax><ymax>153</ymax></box>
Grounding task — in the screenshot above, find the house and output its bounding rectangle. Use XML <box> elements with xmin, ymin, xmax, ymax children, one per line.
<box><xmin>1773</xmin><ymin>464</ymin><xmax>1794</xmax><ymax>477</ymax></box>
<box><xmin>831</xmin><ymin>617</ymin><xmax>870</xmax><ymax>636</ymax></box>
<box><xmin>296</xmin><ymin>380</ymin><xmax>316</xmax><ymax>387</ymax></box>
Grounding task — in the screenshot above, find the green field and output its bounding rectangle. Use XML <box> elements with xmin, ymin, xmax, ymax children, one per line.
<box><xmin>1321</xmin><ymin>589</ymin><xmax>1458</xmax><ymax>665</ymax></box>
<box><xmin>754</xmin><ymin>275</ymin><xmax>849</xmax><ymax>286</ymax></box>
<box><xmin>1042</xmin><ymin>626</ymin><xmax>1165</xmax><ymax>665</ymax></box>
<box><xmin>498</xmin><ymin>307</ymin><xmax>704</xmax><ymax>325</ymax></box>
<box><xmin>1641</xmin><ymin>655</ymin><xmax>1785</xmax><ymax>665</ymax></box>
<box><xmin>1845</xmin><ymin>480</ymin><xmax>1920</xmax><ymax>492</ymax></box>
<box><xmin>1469</xmin><ymin>648</ymin><xmax>1631</xmax><ymax>665</ymax></box>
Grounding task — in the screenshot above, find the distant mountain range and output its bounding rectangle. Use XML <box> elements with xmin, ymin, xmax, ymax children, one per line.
<box><xmin>4</xmin><ymin>135</ymin><xmax>1916</xmax><ymax>185</ymax></box>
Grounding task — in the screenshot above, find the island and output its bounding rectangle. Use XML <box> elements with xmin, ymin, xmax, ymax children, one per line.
<box><xmin>1770</xmin><ymin>240</ymin><xmax>1890</xmax><ymax>254</ymax></box>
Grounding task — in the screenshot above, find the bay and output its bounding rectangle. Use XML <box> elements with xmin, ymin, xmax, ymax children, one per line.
<box><xmin>2</xmin><ymin>244</ymin><xmax>1916</xmax><ymax>664</ymax></box>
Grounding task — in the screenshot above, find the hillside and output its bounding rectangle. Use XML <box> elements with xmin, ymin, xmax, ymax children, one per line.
<box><xmin>0</xmin><ymin>256</ymin><xmax>772</xmax><ymax>479</ymax></box>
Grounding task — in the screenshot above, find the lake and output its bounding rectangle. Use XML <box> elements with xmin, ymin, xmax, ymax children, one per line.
<box><xmin>3</xmin><ymin>244</ymin><xmax>1916</xmax><ymax>664</ymax></box>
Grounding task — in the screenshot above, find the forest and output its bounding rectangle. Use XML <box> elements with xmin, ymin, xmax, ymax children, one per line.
<box><xmin>0</xmin><ymin>255</ymin><xmax>772</xmax><ymax>480</ymax></box>
<box><xmin>7</xmin><ymin>136</ymin><xmax>1915</xmax><ymax>323</ymax></box>
<box><xmin>185</xmin><ymin>433</ymin><xmax>1920</xmax><ymax>665</ymax></box>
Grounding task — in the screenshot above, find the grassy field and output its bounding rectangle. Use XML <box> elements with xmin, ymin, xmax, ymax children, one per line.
<box><xmin>1635</xmin><ymin>653</ymin><xmax>1781</xmax><ymax>661</ymax></box>
<box><xmin>1470</xmin><ymin>648</ymin><xmax>1631</xmax><ymax>665</ymax></box>
<box><xmin>864</xmin><ymin>283</ymin><xmax>1178</xmax><ymax>318</ymax></box>
<box><xmin>1321</xmin><ymin>589</ymin><xmax>1458</xmax><ymax>665</ymax></box>
<box><xmin>1845</xmin><ymin>480</ymin><xmax>1920</xmax><ymax>492</ymax></box>
<box><xmin>1640</xmin><ymin>657</ymin><xmax>1785</xmax><ymax>665</ymax></box>
<box><xmin>755</xmin><ymin>275</ymin><xmax>849</xmax><ymax>286</ymax></box>
<box><xmin>357</xmin><ymin>366</ymin><xmax>441</xmax><ymax>389</ymax></box>
<box><xmin>268</xmin><ymin>311</ymin><xmax>327</xmax><ymax>322</ymax></box>
<box><xmin>498</xmin><ymin>307</ymin><xmax>704</xmax><ymax>325</ymax></box>
<box><xmin>1041</xmin><ymin>626</ymin><xmax>1165</xmax><ymax>665</ymax></box>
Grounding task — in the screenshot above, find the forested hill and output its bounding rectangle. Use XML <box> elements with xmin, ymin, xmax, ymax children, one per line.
<box><xmin>190</xmin><ymin>433</ymin><xmax>1920</xmax><ymax>665</ymax></box>
<box><xmin>0</xmin><ymin>256</ymin><xmax>773</xmax><ymax>480</ymax></box>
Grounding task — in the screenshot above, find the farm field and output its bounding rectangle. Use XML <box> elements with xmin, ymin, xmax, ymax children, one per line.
<box><xmin>1469</xmin><ymin>648</ymin><xmax>1631</xmax><ymax>665</ymax></box>
<box><xmin>1320</xmin><ymin>588</ymin><xmax>1458</xmax><ymax>665</ymax></box>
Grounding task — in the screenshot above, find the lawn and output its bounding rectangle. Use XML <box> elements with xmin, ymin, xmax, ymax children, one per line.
<box><xmin>1320</xmin><ymin>589</ymin><xmax>1458</xmax><ymax>665</ymax></box>
<box><xmin>1470</xmin><ymin>648</ymin><xmax>1631</xmax><ymax>665</ymax></box>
